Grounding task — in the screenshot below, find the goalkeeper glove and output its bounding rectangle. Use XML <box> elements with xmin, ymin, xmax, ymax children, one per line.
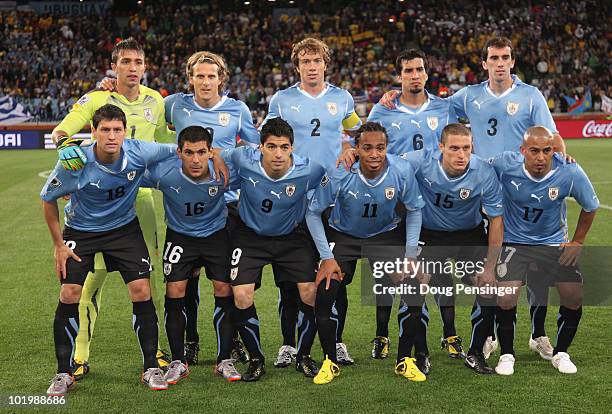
<box><xmin>57</xmin><ymin>136</ymin><xmax>88</xmax><ymax>171</ymax></box>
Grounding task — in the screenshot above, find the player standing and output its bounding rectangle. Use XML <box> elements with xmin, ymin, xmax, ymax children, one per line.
<box><xmin>221</xmin><ymin>117</ymin><xmax>325</xmax><ymax>381</ymax></box>
<box><xmin>306</xmin><ymin>122</ymin><xmax>425</xmax><ymax>384</ymax></box>
<box><xmin>142</xmin><ymin>125</ymin><xmax>243</xmax><ymax>383</ymax></box>
<box><xmin>43</xmin><ymin>105</ymin><xmax>176</xmax><ymax>394</ymax></box>
<box><xmin>263</xmin><ymin>37</ymin><xmax>362</xmax><ymax>366</ymax></box>
<box><xmin>490</xmin><ymin>126</ymin><xmax>597</xmax><ymax>375</ymax></box>
<box><xmin>163</xmin><ymin>51</ymin><xmax>259</xmax><ymax>365</ymax></box>
<box><xmin>401</xmin><ymin>124</ymin><xmax>504</xmax><ymax>374</ymax></box>
<box><xmin>51</xmin><ymin>38</ymin><xmax>175</xmax><ymax>378</ymax></box>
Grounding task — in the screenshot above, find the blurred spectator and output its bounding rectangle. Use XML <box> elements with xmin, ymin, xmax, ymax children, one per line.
<box><xmin>0</xmin><ymin>0</ymin><xmax>609</xmax><ymax>122</ymax></box>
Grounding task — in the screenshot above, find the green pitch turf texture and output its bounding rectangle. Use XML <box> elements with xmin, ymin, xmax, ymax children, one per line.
<box><xmin>0</xmin><ymin>139</ymin><xmax>610</xmax><ymax>413</ymax></box>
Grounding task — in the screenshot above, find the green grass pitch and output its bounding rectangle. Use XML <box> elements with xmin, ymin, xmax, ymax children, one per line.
<box><xmin>0</xmin><ymin>140</ymin><xmax>610</xmax><ymax>412</ymax></box>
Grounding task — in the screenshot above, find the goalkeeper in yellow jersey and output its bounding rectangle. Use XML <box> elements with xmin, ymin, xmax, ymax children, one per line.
<box><xmin>52</xmin><ymin>38</ymin><xmax>176</xmax><ymax>379</ymax></box>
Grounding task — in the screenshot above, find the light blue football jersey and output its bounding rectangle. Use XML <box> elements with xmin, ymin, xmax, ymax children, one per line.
<box><xmin>41</xmin><ymin>140</ymin><xmax>176</xmax><ymax>232</ymax></box>
<box><xmin>367</xmin><ymin>91</ymin><xmax>458</xmax><ymax>154</ymax></box>
<box><xmin>449</xmin><ymin>75</ymin><xmax>557</xmax><ymax>158</ymax></box>
<box><xmin>401</xmin><ymin>149</ymin><xmax>503</xmax><ymax>231</ymax></box>
<box><xmin>142</xmin><ymin>157</ymin><xmax>240</xmax><ymax>238</ymax></box>
<box><xmin>263</xmin><ymin>83</ymin><xmax>361</xmax><ymax>169</ymax></box>
<box><xmin>309</xmin><ymin>155</ymin><xmax>424</xmax><ymax>237</ymax></box>
<box><xmin>221</xmin><ymin>146</ymin><xmax>325</xmax><ymax>236</ymax></box>
<box><xmin>165</xmin><ymin>93</ymin><xmax>259</xmax><ymax>202</ymax></box>
<box><xmin>490</xmin><ymin>152</ymin><xmax>599</xmax><ymax>244</ymax></box>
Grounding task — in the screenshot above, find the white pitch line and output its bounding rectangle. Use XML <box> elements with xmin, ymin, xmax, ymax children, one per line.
<box><xmin>568</xmin><ymin>197</ymin><xmax>612</xmax><ymax>211</ymax></box>
<box><xmin>591</xmin><ymin>181</ymin><xmax>612</xmax><ymax>185</ymax></box>
<box><xmin>38</xmin><ymin>169</ymin><xmax>53</xmax><ymax>178</ymax></box>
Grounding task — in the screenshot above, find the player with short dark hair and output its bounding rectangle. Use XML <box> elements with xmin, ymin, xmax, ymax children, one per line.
<box><xmin>379</xmin><ymin>36</ymin><xmax>567</xmax><ymax>360</ymax></box>
<box><xmin>263</xmin><ymin>37</ymin><xmax>362</xmax><ymax>367</ymax></box>
<box><xmin>42</xmin><ymin>104</ymin><xmax>177</xmax><ymax>395</ymax></box>
<box><xmin>401</xmin><ymin>123</ymin><xmax>504</xmax><ymax>375</ymax></box>
<box><xmin>51</xmin><ymin>37</ymin><xmax>176</xmax><ymax>379</ymax></box>
<box><xmin>306</xmin><ymin>122</ymin><xmax>425</xmax><ymax>384</ymax></box>
<box><xmin>220</xmin><ymin>117</ymin><xmax>326</xmax><ymax>381</ymax></box>
<box><xmin>340</xmin><ymin>49</ymin><xmax>460</xmax><ymax>359</ymax></box>
<box><xmin>490</xmin><ymin>126</ymin><xmax>598</xmax><ymax>375</ymax></box>
<box><xmin>141</xmin><ymin>125</ymin><xmax>244</xmax><ymax>383</ymax></box>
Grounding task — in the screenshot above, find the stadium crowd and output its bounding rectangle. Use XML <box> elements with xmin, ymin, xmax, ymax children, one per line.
<box><xmin>0</xmin><ymin>0</ymin><xmax>609</xmax><ymax>122</ymax></box>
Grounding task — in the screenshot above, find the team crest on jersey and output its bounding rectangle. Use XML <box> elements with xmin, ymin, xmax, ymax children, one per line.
<box><xmin>548</xmin><ymin>187</ymin><xmax>559</xmax><ymax>201</ymax></box>
<box><xmin>163</xmin><ymin>263</ymin><xmax>172</xmax><ymax>276</ymax></box>
<box><xmin>209</xmin><ymin>186</ymin><xmax>218</xmax><ymax>197</ymax></box>
<box><xmin>230</xmin><ymin>267</ymin><xmax>238</xmax><ymax>280</ymax></box>
<box><xmin>76</xmin><ymin>95</ymin><xmax>90</xmax><ymax>107</ymax></box>
<box><xmin>385</xmin><ymin>187</ymin><xmax>395</xmax><ymax>200</ymax></box>
<box><xmin>144</xmin><ymin>108</ymin><xmax>154</xmax><ymax>123</ymax></box>
<box><xmin>320</xmin><ymin>174</ymin><xmax>330</xmax><ymax>187</ymax></box>
<box><xmin>218</xmin><ymin>113</ymin><xmax>231</xmax><ymax>126</ymax></box>
<box><xmin>506</xmin><ymin>102</ymin><xmax>520</xmax><ymax>116</ymax></box>
<box><xmin>459</xmin><ymin>188</ymin><xmax>471</xmax><ymax>200</ymax></box>
<box><xmin>127</xmin><ymin>171</ymin><xmax>137</xmax><ymax>181</ymax></box>
<box><xmin>427</xmin><ymin>116</ymin><xmax>439</xmax><ymax>130</ymax></box>
<box><xmin>285</xmin><ymin>184</ymin><xmax>296</xmax><ymax>197</ymax></box>
<box><xmin>49</xmin><ymin>176</ymin><xmax>62</xmax><ymax>189</ymax></box>
<box><xmin>327</xmin><ymin>102</ymin><xmax>338</xmax><ymax>115</ymax></box>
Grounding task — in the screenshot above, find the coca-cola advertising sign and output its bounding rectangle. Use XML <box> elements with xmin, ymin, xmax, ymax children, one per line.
<box><xmin>555</xmin><ymin>118</ymin><xmax>612</xmax><ymax>139</ymax></box>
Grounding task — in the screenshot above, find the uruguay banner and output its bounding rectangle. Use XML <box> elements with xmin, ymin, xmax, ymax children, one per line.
<box><xmin>602</xmin><ymin>95</ymin><xmax>612</xmax><ymax>115</ymax></box>
<box><xmin>563</xmin><ymin>89</ymin><xmax>592</xmax><ymax>114</ymax></box>
<box><xmin>0</xmin><ymin>95</ymin><xmax>32</xmax><ymax>125</ymax></box>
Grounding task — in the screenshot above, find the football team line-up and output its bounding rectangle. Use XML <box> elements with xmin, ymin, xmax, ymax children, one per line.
<box><xmin>41</xmin><ymin>35</ymin><xmax>598</xmax><ymax>395</ymax></box>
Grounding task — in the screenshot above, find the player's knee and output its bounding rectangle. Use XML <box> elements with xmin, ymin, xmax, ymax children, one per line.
<box><xmin>297</xmin><ymin>282</ymin><xmax>316</xmax><ymax>306</ymax></box>
<box><xmin>166</xmin><ymin>281</ymin><xmax>187</xmax><ymax>298</ymax></box>
<box><xmin>497</xmin><ymin>295</ymin><xmax>518</xmax><ymax>310</ymax></box>
<box><xmin>213</xmin><ymin>281</ymin><xmax>232</xmax><ymax>297</ymax></box>
<box><xmin>59</xmin><ymin>284</ymin><xmax>82</xmax><ymax>303</ymax></box>
<box><xmin>127</xmin><ymin>279</ymin><xmax>151</xmax><ymax>302</ymax></box>
<box><xmin>232</xmin><ymin>285</ymin><xmax>254</xmax><ymax>309</ymax></box>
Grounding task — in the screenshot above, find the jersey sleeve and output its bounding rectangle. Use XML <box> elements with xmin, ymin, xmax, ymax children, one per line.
<box><xmin>487</xmin><ymin>151</ymin><xmax>514</xmax><ymax>178</ymax></box>
<box><xmin>398</xmin><ymin>149</ymin><xmax>427</xmax><ymax>172</ymax></box>
<box><xmin>164</xmin><ymin>94</ymin><xmax>178</xmax><ymax>125</ymax></box>
<box><xmin>308</xmin><ymin>169</ymin><xmax>339</xmax><ymax>215</ymax></box>
<box><xmin>481</xmin><ymin>163</ymin><xmax>504</xmax><ymax>218</ymax></box>
<box><xmin>53</xmin><ymin>92</ymin><xmax>101</xmax><ymax>137</ymax></box>
<box><xmin>530</xmin><ymin>89</ymin><xmax>558</xmax><ymax>134</ymax></box>
<box><xmin>446</xmin><ymin>101</ymin><xmax>459</xmax><ymax>124</ymax></box>
<box><xmin>448</xmin><ymin>87</ymin><xmax>468</xmax><ymax>119</ymax></box>
<box><xmin>341</xmin><ymin>91</ymin><xmax>361</xmax><ymax>131</ymax></box>
<box><xmin>261</xmin><ymin>92</ymin><xmax>281</xmax><ymax>129</ymax></box>
<box><xmin>570</xmin><ymin>164</ymin><xmax>599</xmax><ymax>212</ymax></box>
<box><xmin>154</xmin><ymin>94</ymin><xmax>176</xmax><ymax>143</ymax></box>
<box><xmin>220</xmin><ymin>146</ymin><xmax>247</xmax><ymax>168</ymax></box>
<box><xmin>366</xmin><ymin>102</ymin><xmax>384</xmax><ymax>123</ymax></box>
<box><xmin>137</xmin><ymin>141</ymin><xmax>177</xmax><ymax>167</ymax></box>
<box><xmin>398</xmin><ymin>162</ymin><xmax>425</xmax><ymax>211</ymax></box>
<box><xmin>237</xmin><ymin>101</ymin><xmax>260</xmax><ymax>145</ymax></box>
<box><xmin>307</xmin><ymin>161</ymin><xmax>327</xmax><ymax>191</ymax></box>
<box><xmin>40</xmin><ymin>163</ymin><xmax>79</xmax><ymax>201</ymax></box>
